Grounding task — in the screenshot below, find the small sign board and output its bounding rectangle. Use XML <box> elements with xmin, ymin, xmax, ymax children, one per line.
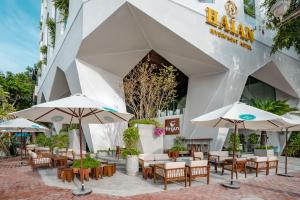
<box><xmin>165</xmin><ymin>118</ymin><xmax>180</xmax><ymax>135</ymax></box>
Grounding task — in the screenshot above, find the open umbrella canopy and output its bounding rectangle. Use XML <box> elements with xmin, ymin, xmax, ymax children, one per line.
<box><xmin>280</xmin><ymin>113</ymin><xmax>300</xmax><ymax>131</ymax></box>
<box><xmin>0</xmin><ymin>117</ymin><xmax>49</xmax><ymax>132</ymax></box>
<box><xmin>9</xmin><ymin>93</ymin><xmax>133</xmax><ymax>196</ymax></box>
<box><xmin>191</xmin><ymin>102</ymin><xmax>290</xmax><ymax>130</ymax></box>
<box><xmin>11</xmin><ymin>93</ymin><xmax>133</xmax><ymax>124</ymax></box>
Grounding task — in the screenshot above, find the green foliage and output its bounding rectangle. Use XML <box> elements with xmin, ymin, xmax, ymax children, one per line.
<box><xmin>248</xmin><ymin>133</ymin><xmax>260</xmax><ymax>144</ymax></box>
<box><xmin>40</xmin><ymin>45</ymin><xmax>47</xmax><ymax>55</ymax></box>
<box><xmin>0</xmin><ymin>86</ymin><xmax>15</xmax><ymax>119</ymax></box>
<box><xmin>53</xmin><ymin>0</ymin><xmax>69</xmax><ymax>23</ymax></box>
<box><xmin>129</xmin><ymin>119</ymin><xmax>161</xmax><ymax>127</ymax></box>
<box><xmin>60</xmin><ymin>124</ymin><xmax>79</xmax><ymax>133</ymax></box>
<box><xmin>72</xmin><ymin>154</ymin><xmax>100</xmax><ymax>169</ymax></box>
<box><xmin>170</xmin><ymin>136</ymin><xmax>187</xmax><ymax>152</ymax></box>
<box><xmin>255</xmin><ymin>145</ymin><xmax>273</xmax><ymax>150</ymax></box>
<box><xmin>121</xmin><ymin>148</ymin><xmax>140</xmax><ymax>157</ymax></box>
<box><xmin>36</xmin><ymin>134</ymin><xmax>52</xmax><ymax>147</ymax></box>
<box><xmin>228</xmin><ymin>133</ymin><xmax>241</xmax><ymax>152</ymax></box>
<box><xmin>122</xmin><ymin>127</ymin><xmax>140</xmax><ymax>158</ymax></box>
<box><xmin>248</xmin><ymin>98</ymin><xmax>297</xmax><ymax>116</ymax></box>
<box><xmin>0</xmin><ymin>71</ymin><xmax>36</xmax><ymax>110</ymax></box>
<box><xmin>262</xmin><ymin>0</ymin><xmax>300</xmax><ymax>55</ymax></box>
<box><xmin>46</xmin><ymin>18</ymin><xmax>56</xmax><ymax>47</ymax></box>
<box><xmin>244</xmin><ymin>0</ymin><xmax>256</xmax><ymax>18</ymax></box>
<box><xmin>285</xmin><ymin>132</ymin><xmax>300</xmax><ymax>157</ymax></box>
<box><xmin>51</xmin><ymin>133</ymin><xmax>69</xmax><ymax>149</ymax></box>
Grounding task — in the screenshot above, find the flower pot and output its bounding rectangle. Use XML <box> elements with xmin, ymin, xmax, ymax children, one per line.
<box><xmin>126</xmin><ymin>155</ymin><xmax>139</xmax><ymax>176</ymax></box>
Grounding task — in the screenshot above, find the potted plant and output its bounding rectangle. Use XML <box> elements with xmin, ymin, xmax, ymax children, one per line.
<box><xmin>122</xmin><ymin>127</ymin><xmax>140</xmax><ymax>176</ymax></box>
<box><xmin>72</xmin><ymin>154</ymin><xmax>100</xmax><ymax>180</ymax></box>
<box><xmin>248</xmin><ymin>133</ymin><xmax>259</xmax><ymax>152</ymax></box>
<box><xmin>227</xmin><ymin>133</ymin><xmax>242</xmax><ymax>156</ymax></box>
<box><xmin>169</xmin><ymin>136</ymin><xmax>187</xmax><ymax>158</ymax></box>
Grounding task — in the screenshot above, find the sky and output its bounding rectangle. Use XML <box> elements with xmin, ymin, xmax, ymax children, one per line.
<box><xmin>0</xmin><ymin>0</ymin><xmax>40</xmax><ymax>73</ymax></box>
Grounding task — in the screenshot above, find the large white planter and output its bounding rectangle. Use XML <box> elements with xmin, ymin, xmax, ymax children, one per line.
<box><xmin>137</xmin><ymin>124</ymin><xmax>163</xmax><ymax>154</ymax></box>
<box><xmin>126</xmin><ymin>155</ymin><xmax>139</xmax><ymax>176</ymax></box>
<box><xmin>254</xmin><ymin>149</ymin><xmax>274</xmax><ymax>157</ymax></box>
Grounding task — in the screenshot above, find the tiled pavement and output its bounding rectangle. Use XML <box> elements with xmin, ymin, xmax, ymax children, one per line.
<box><xmin>0</xmin><ymin>157</ymin><xmax>300</xmax><ymax>200</ymax></box>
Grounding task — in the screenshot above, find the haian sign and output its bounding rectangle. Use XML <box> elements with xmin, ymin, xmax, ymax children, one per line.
<box><xmin>165</xmin><ymin>118</ymin><xmax>180</xmax><ymax>135</ymax></box>
<box><xmin>205</xmin><ymin>2</ymin><xmax>254</xmax><ymax>51</ymax></box>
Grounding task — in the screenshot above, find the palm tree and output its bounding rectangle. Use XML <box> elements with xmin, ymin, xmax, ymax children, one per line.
<box><xmin>247</xmin><ymin>98</ymin><xmax>297</xmax><ymax>145</ymax></box>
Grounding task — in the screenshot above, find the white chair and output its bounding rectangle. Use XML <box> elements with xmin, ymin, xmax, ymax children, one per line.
<box><xmin>186</xmin><ymin>160</ymin><xmax>209</xmax><ymax>186</ymax></box>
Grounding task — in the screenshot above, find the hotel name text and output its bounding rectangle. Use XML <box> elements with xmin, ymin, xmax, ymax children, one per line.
<box><xmin>205</xmin><ymin>7</ymin><xmax>254</xmax><ymax>51</ymax></box>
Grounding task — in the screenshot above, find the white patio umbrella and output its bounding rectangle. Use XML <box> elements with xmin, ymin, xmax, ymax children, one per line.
<box><xmin>191</xmin><ymin>102</ymin><xmax>290</xmax><ymax>188</ymax></box>
<box><xmin>273</xmin><ymin>113</ymin><xmax>300</xmax><ymax>177</ymax></box>
<box><xmin>11</xmin><ymin>93</ymin><xmax>133</xmax><ymax>196</ymax></box>
<box><xmin>0</xmin><ymin>118</ymin><xmax>49</xmax><ymax>158</ymax></box>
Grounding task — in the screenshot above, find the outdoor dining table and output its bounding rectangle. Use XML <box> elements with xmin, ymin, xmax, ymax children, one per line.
<box><xmin>51</xmin><ymin>155</ymin><xmax>68</xmax><ymax>167</ymax></box>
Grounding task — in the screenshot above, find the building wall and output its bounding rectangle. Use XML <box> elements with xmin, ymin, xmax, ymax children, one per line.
<box><xmin>37</xmin><ymin>0</ymin><xmax>300</xmax><ymax>152</ymax></box>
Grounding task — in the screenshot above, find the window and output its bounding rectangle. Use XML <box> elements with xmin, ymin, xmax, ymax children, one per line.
<box><xmin>199</xmin><ymin>0</ymin><xmax>215</xmax><ymax>3</ymax></box>
<box><xmin>244</xmin><ymin>0</ymin><xmax>256</xmax><ymax>18</ymax></box>
<box><xmin>240</xmin><ymin>76</ymin><xmax>276</xmax><ymax>102</ymax></box>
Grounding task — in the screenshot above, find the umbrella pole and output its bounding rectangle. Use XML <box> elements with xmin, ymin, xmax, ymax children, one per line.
<box><xmin>79</xmin><ymin>117</ymin><xmax>84</xmax><ymax>191</ymax></box>
<box><xmin>21</xmin><ymin>129</ymin><xmax>23</xmax><ymax>159</ymax></box>
<box><xmin>222</xmin><ymin>122</ymin><xmax>240</xmax><ymax>189</ymax></box>
<box><xmin>278</xmin><ymin>128</ymin><xmax>293</xmax><ymax>177</ymax></box>
<box><xmin>72</xmin><ymin>112</ymin><xmax>92</xmax><ymax>196</ymax></box>
<box><xmin>230</xmin><ymin>122</ymin><xmax>237</xmax><ymax>185</ymax></box>
<box><xmin>285</xmin><ymin>128</ymin><xmax>288</xmax><ymax>175</ymax></box>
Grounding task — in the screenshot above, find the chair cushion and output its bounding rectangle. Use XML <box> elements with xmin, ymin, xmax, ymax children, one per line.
<box><xmin>31</xmin><ymin>152</ymin><xmax>38</xmax><ymax>159</ymax></box>
<box><xmin>154</xmin><ymin>154</ymin><xmax>169</xmax><ymax>161</ymax></box>
<box><xmin>186</xmin><ymin>160</ymin><xmax>208</xmax><ymax>167</ymax></box>
<box><xmin>194</xmin><ymin>152</ymin><xmax>204</xmax><ymax>159</ymax></box>
<box><xmin>268</xmin><ymin>156</ymin><xmax>278</xmax><ymax>161</ymax></box>
<box><xmin>254</xmin><ymin>157</ymin><xmax>268</xmax><ymax>162</ymax></box>
<box><xmin>139</xmin><ymin>154</ymin><xmax>155</xmax><ymax>161</ymax></box>
<box><xmin>164</xmin><ymin>162</ymin><xmax>185</xmax><ymax>169</ymax></box>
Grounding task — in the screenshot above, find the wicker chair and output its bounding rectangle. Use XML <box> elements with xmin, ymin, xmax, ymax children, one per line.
<box><xmin>28</xmin><ymin>150</ymin><xmax>51</xmax><ymax>170</ymax></box>
<box><xmin>222</xmin><ymin>158</ymin><xmax>247</xmax><ymax>179</ymax></box>
<box><xmin>154</xmin><ymin>162</ymin><xmax>187</xmax><ymax>190</ymax></box>
<box><xmin>186</xmin><ymin>160</ymin><xmax>210</xmax><ymax>186</ymax></box>
<box><xmin>246</xmin><ymin>156</ymin><xmax>268</xmax><ymax>177</ymax></box>
<box><xmin>193</xmin><ymin>152</ymin><xmax>204</xmax><ymax>160</ymax></box>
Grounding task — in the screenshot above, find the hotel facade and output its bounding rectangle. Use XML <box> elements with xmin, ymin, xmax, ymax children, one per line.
<box><xmin>37</xmin><ymin>0</ymin><xmax>300</xmax><ymax>154</ymax></box>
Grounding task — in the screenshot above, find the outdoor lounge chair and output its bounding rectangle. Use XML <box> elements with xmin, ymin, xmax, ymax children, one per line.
<box><xmin>246</xmin><ymin>156</ymin><xmax>268</xmax><ymax>177</ymax></box>
<box><xmin>266</xmin><ymin>156</ymin><xmax>278</xmax><ymax>175</ymax></box>
<box><xmin>153</xmin><ymin>162</ymin><xmax>187</xmax><ymax>190</ymax></box>
<box><xmin>186</xmin><ymin>160</ymin><xmax>209</xmax><ymax>186</ymax></box>
<box><xmin>221</xmin><ymin>158</ymin><xmax>247</xmax><ymax>179</ymax></box>
<box><xmin>208</xmin><ymin>151</ymin><xmax>230</xmax><ymax>173</ymax></box>
<box><xmin>28</xmin><ymin>150</ymin><xmax>51</xmax><ymax>170</ymax></box>
<box><xmin>139</xmin><ymin>153</ymin><xmax>171</xmax><ymax>169</ymax></box>
<box><xmin>193</xmin><ymin>152</ymin><xmax>204</xmax><ymax>160</ymax></box>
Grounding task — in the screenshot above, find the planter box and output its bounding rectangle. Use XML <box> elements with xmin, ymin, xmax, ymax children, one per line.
<box><xmin>137</xmin><ymin>124</ymin><xmax>163</xmax><ymax>154</ymax></box>
<box><xmin>254</xmin><ymin>149</ymin><xmax>274</xmax><ymax>157</ymax></box>
<box><xmin>126</xmin><ymin>155</ymin><xmax>139</xmax><ymax>176</ymax></box>
<box><xmin>96</xmin><ymin>152</ymin><xmax>108</xmax><ymax>158</ymax></box>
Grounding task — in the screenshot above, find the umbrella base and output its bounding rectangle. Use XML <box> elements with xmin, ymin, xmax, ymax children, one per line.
<box><xmin>72</xmin><ymin>187</ymin><xmax>92</xmax><ymax>196</ymax></box>
<box><xmin>221</xmin><ymin>180</ymin><xmax>240</xmax><ymax>189</ymax></box>
<box><xmin>277</xmin><ymin>173</ymin><xmax>294</xmax><ymax>177</ymax></box>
